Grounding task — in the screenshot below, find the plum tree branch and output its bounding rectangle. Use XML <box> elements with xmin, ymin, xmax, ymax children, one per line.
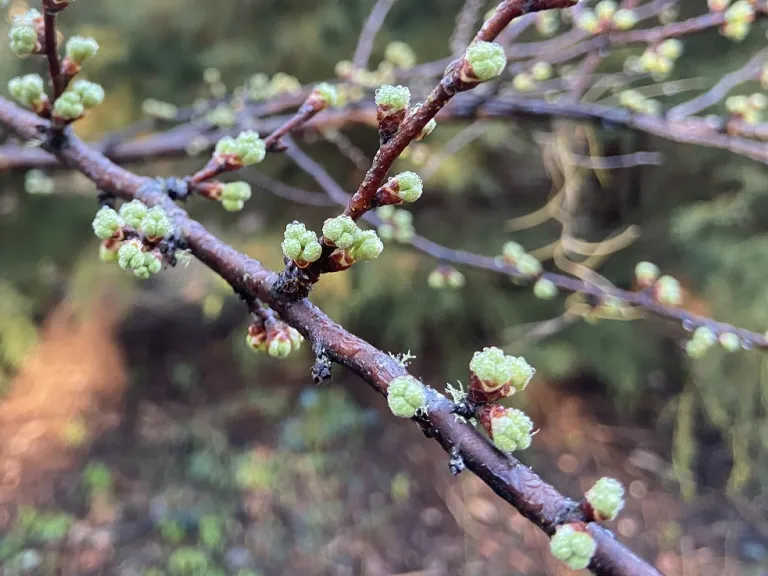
<box><xmin>0</xmin><ymin>92</ymin><xmax>661</xmax><ymax>576</ymax></box>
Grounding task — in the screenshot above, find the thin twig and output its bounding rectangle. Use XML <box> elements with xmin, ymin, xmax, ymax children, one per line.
<box><xmin>352</xmin><ymin>0</ymin><xmax>398</xmax><ymax>70</ymax></box>
<box><xmin>42</xmin><ymin>2</ymin><xmax>63</xmax><ymax>99</ymax></box>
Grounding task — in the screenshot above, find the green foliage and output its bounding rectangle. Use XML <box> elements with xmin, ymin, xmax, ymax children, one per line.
<box><xmin>167</xmin><ymin>547</ymin><xmax>209</xmax><ymax>576</ymax></box>
<box><xmin>82</xmin><ymin>461</ymin><xmax>114</xmax><ymax>497</ymax></box>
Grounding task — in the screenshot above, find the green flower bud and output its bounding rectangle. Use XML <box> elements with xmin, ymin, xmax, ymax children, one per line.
<box><xmin>322</xmin><ymin>215</ymin><xmax>361</xmax><ymax>250</ymax></box>
<box><xmin>692</xmin><ymin>326</ymin><xmax>717</xmax><ymax>347</ymax></box>
<box><xmin>512</xmin><ymin>73</ymin><xmax>535</xmax><ymax>92</ymax></box>
<box><xmin>595</xmin><ymin>0</ymin><xmax>617</xmax><ymax>21</ymax></box>
<box><xmin>722</xmin><ymin>20</ymin><xmax>751</xmax><ymax>42</ymax></box>
<box><xmin>619</xmin><ymin>89</ymin><xmax>644</xmax><ymax>110</ymax></box>
<box><xmin>531</xmin><ymin>62</ymin><xmax>553</xmax><ymax>81</ymax></box>
<box><xmin>550</xmin><ymin>525</ymin><xmax>596</xmax><ymax>570</ymax></box>
<box><xmin>268</xmin><ymin>337</ymin><xmax>292</xmax><ymax>358</ymax></box>
<box><xmin>658</xmin><ymin>39</ymin><xmax>683</xmax><ymax>60</ymax></box>
<box><xmin>9</xmin><ymin>24</ymin><xmax>38</xmax><ymax>56</ymax></box>
<box><xmin>53</xmin><ymin>91</ymin><xmax>84</xmax><ymax>120</ymax></box>
<box><xmin>516</xmin><ymin>254</ymin><xmax>542</xmax><ymax>277</ymax></box>
<box><xmin>266</xmin><ymin>327</ymin><xmax>302</xmax><ymax>358</ymax></box>
<box><xmin>533</xmin><ymin>278</ymin><xmax>558</xmax><ymax>300</ymax></box>
<box><xmin>502</xmin><ymin>241</ymin><xmax>525</xmax><ymax>262</ymax></box>
<box><xmin>119</xmin><ymin>199</ymin><xmax>149</xmax><ymax>229</ymax></box>
<box><xmin>134</xmin><ymin>251</ymin><xmax>162</xmax><ymax>278</ymax></box>
<box><xmin>117</xmin><ymin>239</ymin><xmax>144</xmax><ymax>271</ymax></box>
<box><xmin>613</xmin><ymin>9</ymin><xmax>638</xmax><ymax>30</ymax></box>
<box><xmin>219</xmin><ymin>182</ymin><xmax>252</xmax><ymax>211</ymax></box>
<box><xmin>576</xmin><ymin>11</ymin><xmax>600</xmax><ymax>34</ymax></box>
<box><xmin>8</xmin><ymin>74</ymin><xmax>45</xmax><ymax>108</ymax></box>
<box><xmin>374</xmin><ymin>84</ymin><xmax>410</xmax><ymax>113</ymax></box>
<box><xmin>686</xmin><ymin>338</ymin><xmax>709</xmax><ymax>359</ymax></box>
<box><xmin>281</xmin><ymin>221</ymin><xmax>322</xmax><ymax>265</ymax></box>
<box><xmin>385</xmin><ymin>41</ymin><xmax>417</xmax><ymax>69</ymax></box>
<box><xmin>311</xmin><ymin>82</ymin><xmax>338</xmax><ymax>108</ymax></box>
<box><xmin>141</xmin><ymin>98</ymin><xmax>178</xmax><ymax>120</ymax></box>
<box><xmin>140</xmin><ymin>206</ymin><xmax>173</xmax><ymax>240</ymax></box>
<box><xmin>65</xmin><ymin>36</ymin><xmax>99</xmax><ymax>64</ymax></box>
<box><xmin>464</xmin><ymin>41</ymin><xmax>506</xmax><ymax>82</ymax></box>
<box><xmin>24</xmin><ymin>169</ymin><xmax>54</xmax><ymax>195</ymax></box>
<box><xmin>71</xmin><ymin>80</ymin><xmax>104</xmax><ymax>109</ymax></box>
<box><xmin>749</xmin><ymin>93</ymin><xmax>767</xmax><ymax>110</ymax></box>
<box><xmin>269</xmin><ymin>72</ymin><xmax>302</xmax><ymax>96</ymax></box>
<box><xmin>639</xmin><ymin>98</ymin><xmax>662</xmax><ymax>116</ymax></box>
<box><xmin>392</xmin><ymin>171</ymin><xmax>423</xmax><ymax>203</ymax></box>
<box><xmin>387</xmin><ymin>375</ymin><xmax>426</xmax><ymax>418</ymax></box>
<box><xmin>349</xmin><ymin>230</ymin><xmax>384</xmax><ymax>261</ymax></box>
<box><xmin>92</xmin><ymin>206</ymin><xmax>124</xmax><ymax>240</ymax></box>
<box><xmin>490</xmin><ymin>407</ymin><xmax>533</xmax><ymax>452</ymax></box>
<box><xmin>585</xmin><ymin>477</ymin><xmax>625</xmax><ymax>521</ymax></box>
<box><xmin>634</xmin><ymin>261</ymin><xmax>660</xmax><ymax>287</ymax></box>
<box><xmin>206</xmin><ymin>105</ymin><xmax>236</xmax><ymax>128</ymax></box>
<box><xmin>719</xmin><ymin>332</ymin><xmax>741</xmax><ymax>352</ymax></box>
<box><xmin>469</xmin><ymin>347</ymin><xmax>535</xmax><ymax>391</ymax></box>
<box><xmin>446</xmin><ymin>268</ymin><xmax>465</xmax><ymax>289</ymax></box>
<box><xmin>427</xmin><ymin>268</ymin><xmax>446</xmax><ymax>289</ymax></box>
<box><xmin>655</xmin><ymin>275</ymin><xmax>682</xmax><ymax>306</ymax></box>
<box><xmin>725</xmin><ymin>0</ymin><xmax>754</xmax><ymax>23</ymax></box>
<box><xmin>246</xmin><ymin>324</ymin><xmax>268</xmax><ymax>352</ymax></box>
<box><xmin>536</xmin><ymin>11</ymin><xmax>560</xmax><ymax>36</ymax></box>
<box><xmin>409</xmin><ymin>104</ymin><xmax>436</xmax><ymax>140</ymax></box>
<box><xmin>215</xmin><ymin>131</ymin><xmax>266</xmax><ymax>166</ymax></box>
<box><xmin>334</xmin><ymin>60</ymin><xmax>354</xmax><ymax>79</ymax></box>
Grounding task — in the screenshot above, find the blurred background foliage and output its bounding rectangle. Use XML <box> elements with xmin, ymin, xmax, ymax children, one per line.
<box><xmin>1</xmin><ymin>0</ymin><xmax>768</xmax><ymax>573</ymax></box>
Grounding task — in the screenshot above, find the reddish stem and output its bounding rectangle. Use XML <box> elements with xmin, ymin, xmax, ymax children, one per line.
<box><xmin>42</xmin><ymin>4</ymin><xmax>63</xmax><ymax>99</ymax></box>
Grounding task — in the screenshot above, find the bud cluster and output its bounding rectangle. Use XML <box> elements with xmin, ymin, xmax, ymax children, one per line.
<box><xmin>618</xmin><ymin>89</ymin><xmax>662</xmax><ymax>116</ymax></box>
<box><xmin>8</xmin><ymin>9</ymin><xmax>43</xmax><ymax>57</ymax></box>
<box><xmin>387</xmin><ymin>375</ymin><xmax>427</xmax><ymax>418</ymax></box>
<box><xmin>468</xmin><ymin>346</ymin><xmax>535</xmax><ymax>404</ymax></box>
<box><xmin>500</xmin><ymin>241</ymin><xmax>543</xmax><ymax>279</ymax></box>
<box><xmin>53</xmin><ymin>80</ymin><xmax>105</xmax><ymax>121</ymax></box>
<box><xmin>459</xmin><ymin>41</ymin><xmax>507</xmax><ymax>84</ymax></box>
<box><xmin>376</xmin><ymin>206</ymin><xmax>415</xmax><ymax>243</ymax></box>
<box><xmin>427</xmin><ymin>265</ymin><xmax>465</xmax><ymax>290</ymax></box>
<box><xmin>245</xmin><ymin>319</ymin><xmax>304</xmax><ymax>359</ymax></box>
<box><xmin>281</xmin><ymin>221</ymin><xmax>323</xmax><ymax>268</ymax></box>
<box><xmin>550</xmin><ymin>524</ymin><xmax>597</xmax><ymax>570</ymax></box>
<box><xmin>576</xmin><ymin>1</ymin><xmax>636</xmax><ymax>34</ymax></box>
<box><xmin>214</xmin><ymin>131</ymin><xmax>267</xmax><ymax>168</ymax></box>
<box><xmin>725</xmin><ymin>93</ymin><xmax>766</xmax><ymax>125</ymax></box>
<box><xmin>721</xmin><ymin>0</ymin><xmax>755</xmax><ymax>41</ymax></box>
<box><xmin>375</xmin><ymin>171</ymin><xmax>423</xmax><ymax>206</ymax></box>
<box><xmin>637</xmin><ymin>39</ymin><xmax>684</xmax><ymax>80</ymax></box>
<box><xmin>321</xmin><ymin>216</ymin><xmax>384</xmax><ymax>271</ymax></box>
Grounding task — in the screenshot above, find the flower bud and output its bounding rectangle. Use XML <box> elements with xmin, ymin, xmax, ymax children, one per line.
<box><xmin>348</xmin><ymin>230</ymin><xmax>384</xmax><ymax>262</ymax></box>
<box><xmin>8</xmin><ymin>74</ymin><xmax>46</xmax><ymax>110</ymax></box>
<box><xmin>206</xmin><ymin>105</ymin><xmax>236</xmax><ymax>128</ymax></box>
<box><xmin>374</xmin><ymin>85</ymin><xmax>410</xmax><ymax>115</ymax></box>
<box><xmin>461</xmin><ymin>41</ymin><xmax>506</xmax><ymax>83</ymax></box>
<box><xmin>584</xmin><ymin>477</ymin><xmax>625</xmax><ymax>521</ymax></box>
<box><xmin>725</xmin><ymin>0</ymin><xmax>755</xmax><ymax>23</ymax></box>
<box><xmin>613</xmin><ymin>9</ymin><xmax>637</xmax><ymax>30</ymax></box>
<box><xmin>387</xmin><ymin>375</ymin><xmax>427</xmax><ymax>418</ymax></box>
<box><xmin>53</xmin><ymin>92</ymin><xmax>84</xmax><ymax>120</ymax></box>
<box><xmin>281</xmin><ymin>221</ymin><xmax>322</xmax><ymax>267</ymax></box>
<box><xmin>502</xmin><ymin>241</ymin><xmax>526</xmax><ymax>263</ymax></box>
<box><xmin>516</xmin><ymin>254</ymin><xmax>542</xmax><ymax>277</ymax></box>
<box><xmin>267</xmin><ymin>326</ymin><xmax>303</xmax><ymax>358</ymax></box>
<box><xmin>409</xmin><ymin>104</ymin><xmax>436</xmax><ymax>141</ymax></box>
<box><xmin>9</xmin><ymin>24</ymin><xmax>38</xmax><ymax>57</ymax></box>
<box><xmin>427</xmin><ymin>267</ymin><xmax>446</xmax><ymax>289</ymax></box>
<box><xmin>133</xmin><ymin>251</ymin><xmax>163</xmax><ymax>279</ymax></box>
<box><xmin>322</xmin><ymin>215</ymin><xmax>361</xmax><ymax>250</ymax></box>
<box><xmin>533</xmin><ymin>278</ymin><xmax>558</xmax><ymax>300</ymax></box>
<box><xmin>142</xmin><ymin>98</ymin><xmax>178</xmax><ymax>120</ymax></box>
<box><xmin>478</xmin><ymin>404</ymin><xmax>533</xmax><ymax>453</ymax></box>
<box><xmin>119</xmin><ymin>200</ymin><xmax>149</xmax><ymax>229</ymax></box>
<box><xmin>655</xmin><ymin>275</ymin><xmax>682</xmax><ymax>306</ymax></box>
<box><xmin>469</xmin><ymin>347</ymin><xmax>535</xmax><ymax>403</ymax></box>
<box><xmin>220</xmin><ymin>182</ymin><xmax>252</xmax><ymax>211</ymax></box>
<box><xmin>512</xmin><ymin>73</ymin><xmax>535</xmax><ymax>92</ymax></box>
<box><xmin>65</xmin><ymin>36</ymin><xmax>99</xmax><ymax>64</ymax></box>
<box><xmin>378</xmin><ymin>171</ymin><xmax>423</xmax><ymax>205</ymax></box>
<box><xmin>140</xmin><ymin>206</ymin><xmax>173</xmax><ymax>240</ymax></box>
<box><xmin>246</xmin><ymin>323</ymin><xmax>268</xmax><ymax>352</ymax></box>
<box><xmin>634</xmin><ymin>261</ymin><xmax>660</xmax><ymax>288</ymax></box>
<box><xmin>92</xmin><ymin>206</ymin><xmax>124</xmax><ymax>240</ymax></box>
<box><xmin>117</xmin><ymin>239</ymin><xmax>144</xmax><ymax>271</ymax></box>
<box><xmin>385</xmin><ymin>41</ymin><xmax>416</xmax><ymax>70</ymax></box>
<box><xmin>749</xmin><ymin>93</ymin><xmax>767</xmax><ymax>110</ymax></box>
<box><xmin>215</xmin><ymin>131</ymin><xmax>266</xmax><ymax>167</ymax></box>
<box><xmin>722</xmin><ymin>20</ymin><xmax>751</xmax><ymax>41</ymax></box>
<box><xmin>719</xmin><ymin>332</ymin><xmax>741</xmax><ymax>352</ymax></box>
<box><xmin>536</xmin><ymin>11</ymin><xmax>560</xmax><ymax>36</ymax></box>
<box><xmin>595</xmin><ymin>0</ymin><xmax>617</xmax><ymax>21</ymax></box>
<box><xmin>309</xmin><ymin>82</ymin><xmax>338</xmax><ymax>109</ymax></box>
<box><xmin>445</xmin><ymin>268</ymin><xmax>465</xmax><ymax>289</ymax></box>
<box><xmin>576</xmin><ymin>11</ymin><xmax>600</xmax><ymax>34</ymax></box>
<box><xmin>99</xmin><ymin>239</ymin><xmax>120</xmax><ymax>263</ymax></box>
<box><xmin>531</xmin><ymin>62</ymin><xmax>553</xmax><ymax>82</ymax></box>
<box><xmin>24</xmin><ymin>170</ymin><xmax>54</xmax><ymax>195</ymax></box>
<box><xmin>550</xmin><ymin>524</ymin><xmax>596</xmax><ymax>570</ymax></box>
<box><xmin>658</xmin><ymin>39</ymin><xmax>683</xmax><ymax>60</ymax></box>
<box><xmin>71</xmin><ymin>80</ymin><xmax>104</xmax><ymax>109</ymax></box>
<box><xmin>334</xmin><ymin>60</ymin><xmax>355</xmax><ymax>79</ymax></box>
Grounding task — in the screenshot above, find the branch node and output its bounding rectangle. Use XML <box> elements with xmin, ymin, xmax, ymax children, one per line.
<box><xmin>272</xmin><ymin>261</ymin><xmax>314</xmax><ymax>300</ymax></box>
<box><xmin>162</xmin><ymin>177</ymin><xmax>192</xmax><ymax>201</ymax></box>
<box><xmin>448</xmin><ymin>445</ymin><xmax>465</xmax><ymax>476</ymax></box>
<box><xmin>97</xmin><ymin>190</ymin><xmax>116</xmax><ymax>209</ymax></box>
<box><xmin>311</xmin><ymin>346</ymin><xmax>333</xmax><ymax>386</ymax></box>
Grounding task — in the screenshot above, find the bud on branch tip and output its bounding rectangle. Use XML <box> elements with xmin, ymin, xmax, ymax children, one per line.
<box><xmin>550</xmin><ymin>524</ymin><xmax>597</xmax><ymax>570</ymax></box>
<box><xmin>387</xmin><ymin>375</ymin><xmax>426</xmax><ymax>418</ymax></box>
<box><xmin>462</xmin><ymin>41</ymin><xmax>506</xmax><ymax>83</ymax></box>
<box><xmin>584</xmin><ymin>477</ymin><xmax>625</xmax><ymax>521</ymax></box>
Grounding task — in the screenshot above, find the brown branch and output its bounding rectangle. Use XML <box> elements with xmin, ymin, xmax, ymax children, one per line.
<box><xmin>0</xmin><ymin>94</ymin><xmax>660</xmax><ymax>576</ymax></box>
<box><xmin>352</xmin><ymin>0</ymin><xmax>398</xmax><ymax>70</ymax></box>
<box><xmin>42</xmin><ymin>2</ymin><xmax>63</xmax><ymax>99</ymax></box>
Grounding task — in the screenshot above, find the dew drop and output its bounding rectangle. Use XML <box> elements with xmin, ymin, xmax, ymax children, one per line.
<box><xmin>682</xmin><ymin>319</ymin><xmax>695</xmax><ymax>332</ymax></box>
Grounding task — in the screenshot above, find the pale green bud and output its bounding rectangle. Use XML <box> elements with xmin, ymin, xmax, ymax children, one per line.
<box><xmin>550</xmin><ymin>525</ymin><xmax>597</xmax><ymax>570</ymax></box>
<box><xmin>464</xmin><ymin>41</ymin><xmax>506</xmax><ymax>82</ymax></box>
<box><xmin>349</xmin><ymin>230</ymin><xmax>384</xmax><ymax>261</ymax></box>
<box><xmin>281</xmin><ymin>221</ymin><xmax>322</xmax><ymax>264</ymax></box>
<box><xmin>221</xmin><ymin>199</ymin><xmax>244</xmax><ymax>212</ymax></box>
<box><xmin>134</xmin><ymin>252</ymin><xmax>162</xmax><ymax>279</ymax></box>
<box><xmin>92</xmin><ymin>206</ymin><xmax>124</xmax><ymax>240</ymax></box>
<box><xmin>53</xmin><ymin>92</ymin><xmax>84</xmax><ymax>120</ymax></box>
<box><xmin>531</xmin><ymin>62</ymin><xmax>553</xmax><ymax>81</ymax></box>
<box><xmin>491</xmin><ymin>407</ymin><xmax>533</xmax><ymax>452</ymax></box>
<box><xmin>634</xmin><ymin>261</ymin><xmax>660</xmax><ymax>287</ymax></box>
<box><xmin>725</xmin><ymin>0</ymin><xmax>754</xmax><ymax>23</ymax></box>
<box><xmin>502</xmin><ymin>241</ymin><xmax>526</xmax><ymax>262</ymax></box>
<box><xmin>65</xmin><ymin>36</ymin><xmax>99</xmax><ymax>64</ymax></box>
<box><xmin>656</xmin><ymin>275</ymin><xmax>682</xmax><ymax>306</ymax></box>
<box><xmin>613</xmin><ymin>9</ymin><xmax>638</xmax><ymax>30</ymax></box>
<box><xmin>268</xmin><ymin>337</ymin><xmax>292</xmax><ymax>358</ymax></box>
<box><xmin>322</xmin><ymin>215</ymin><xmax>361</xmax><ymax>249</ymax></box>
<box><xmin>719</xmin><ymin>332</ymin><xmax>741</xmax><ymax>352</ymax></box>
<box><xmin>445</xmin><ymin>268</ymin><xmax>465</xmax><ymax>289</ymax></box>
<box><xmin>311</xmin><ymin>82</ymin><xmax>338</xmax><ymax>108</ymax></box>
<box><xmin>141</xmin><ymin>98</ymin><xmax>178</xmax><ymax>120</ymax></box>
<box><xmin>692</xmin><ymin>326</ymin><xmax>717</xmax><ymax>347</ymax></box>
<box><xmin>469</xmin><ymin>347</ymin><xmax>515</xmax><ymax>388</ymax></box>
<box><xmin>722</xmin><ymin>20</ymin><xmax>751</xmax><ymax>42</ymax></box>
<box><xmin>517</xmin><ymin>254</ymin><xmax>542</xmax><ymax>277</ymax></box>
<box><xmin>334</xmin><ymin>60</ymin><xmax>354</xmax><ymax>79</ymax></box>
<box><xmin>8</xmin><ymin>74</ymin><xmax>45</xmax><ymax>108</ymax></box>
<box><xmin>375</xmin><ymin>84</ymin><xmax>410</xmax><ymax>113</ymax></box>
<box><xmin>140</xmin><ymin>206</ymin><xmax>173</xmax><ymax>240</ymax></box>
<box><xmin>71</xmin><ymin>80</ymin><xmax>104</xmax><ymax>109</ymax></box>
<box><xmin>392</xmin><ymin>171</ymin><xmax>423</xmax><ymax>202</ymax></box>
<box><xmin>512</xmin><ymin>73</ymin><xmax>535</xmax><ymax>92</ymax></box>
<box><xmin>595</xmin><ymin>0</ymin><xmax>617</xmax><ymax>21</ymax></box>
<box><xmin>9</xmin><ymin>25</ymin><xmax>37</xmax><ymax>56</ymax></box>
<box><xmin>220</xmin><ymin>182</ymin><xmax>252</xmax><ymax>211</ymax></box>
<box><xmin>24</xmin><ymin>169</ymin><xmax>54</xmax><ymax>195</ymax></box>
<box><xmin>533</xmin><ymin>278</ymin><xmax>558</xmax><ymax>300</ymax></box>
<box><xmin>749</xmin><ymin>93</ymin><xmax>767</xmax><ymax>110</ymax></box>
<box><xmin>117</xmin><ymin>239</ymin><xmax>144</xmax><ymax>271</ymax></box>
<box><xmin>387</xmin><ymin>375</ymin><xmax>426</xmax><ymax>418</ymax></box>
<box><xmin>427</xmin><ymin>268</ymin><xmax>446</xmax><ymax>289</ymax></box>
<box><xmin>119</xmin><ymin>199</ymin><xmax>149</xmax><ymax>229</ymax></box>
<box><xmin>215</xmin><ymin>131</ymin><xmax>266</xmax><ymax>166</ymax></box>
<box><xmin>686</xmin><ymin>338</ymin><xmax>709</xmax><ymax>359</ymax></box>
<box><xmin>385</xmin><ymin>41</ymin><xmax>417</xmax><ymax>69</ymax></box>
<box><xmin>658</xmin><ymin>39</ymin><xmax>683</xmax><ymax>60</ymax></box>
<box><xmin>585</xmin><ymin>477</ymin><xmax>625</xmax><ymax>521</ymax></box>
<box><xmin>576</xmin><ymin>11</ymin><xmax>600</xmax><ymax>34</ymax></box>
<box><xmin>206</xmin><ymin>105</ymin><xmax>236</xmax><ymax>128</ymax></box>
<box><xmin>99</xmin><ymin>241</ymin><xmax>119</xmax><ymax>263</ymax></box>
